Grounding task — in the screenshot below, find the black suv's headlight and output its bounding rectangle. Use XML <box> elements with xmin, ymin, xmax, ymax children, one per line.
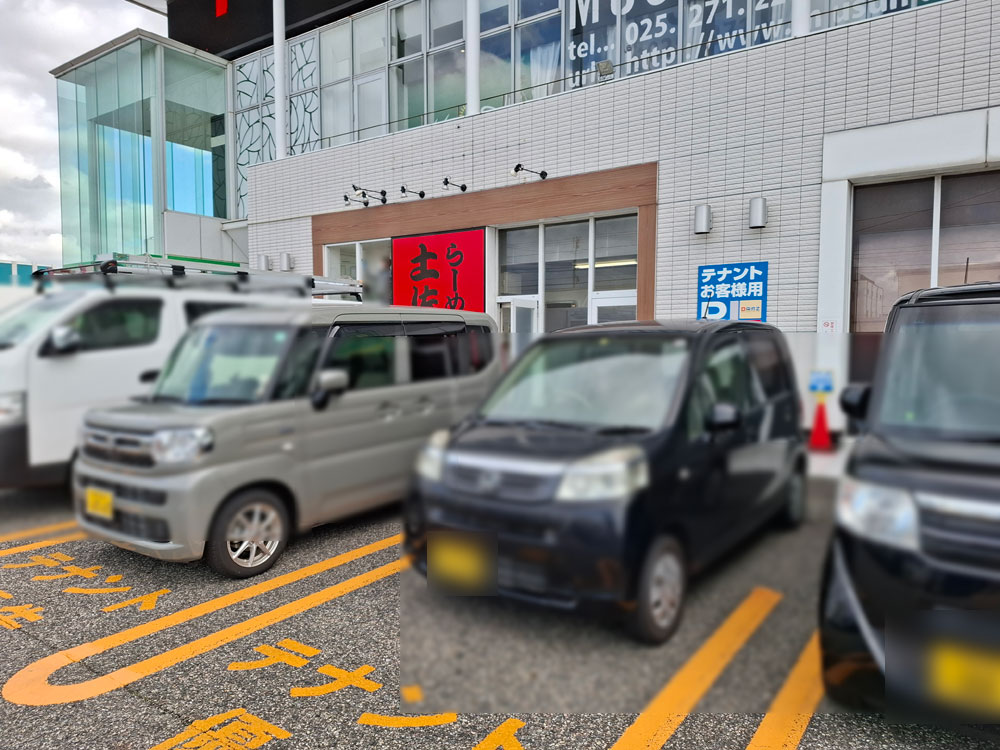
<box><xmin>836</xmin><ymin>477</ymin><xmax>918</xmax><ymax>551</ymax></box>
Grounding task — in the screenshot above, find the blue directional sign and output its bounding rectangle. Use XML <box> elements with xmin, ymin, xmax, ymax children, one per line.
<box><xmin>697</xmin><ymin>261</ymin><xmax>769</xmax><ymax>322</ymax></box>
<box><xmin>809</xmin><ymin>371</ymin><xmax>835</xmax><ymax>394</ymax></box>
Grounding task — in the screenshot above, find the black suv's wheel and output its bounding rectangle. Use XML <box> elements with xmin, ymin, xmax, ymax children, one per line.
<box><xmin>776</xmin><ymin>467</ymin><xmax>807</xmax><ymax>529</ymax></box>
<box><xmin>628</xmin><ymin>535</ymin><xmax>686</xmax><ymax>644</ymax></box>
<box><xmin>205</xmin><ymin>488</ymin><xmax>290</xmax><ymax>578</ymax></box>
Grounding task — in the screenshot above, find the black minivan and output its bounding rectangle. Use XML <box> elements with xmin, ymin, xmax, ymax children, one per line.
<box><xmin>820</xmin><ymin>282</ymin><xmax>1000</xmax><ymax>723</ymax></box>
<box><xmin>404</xmin><ymin>320</ymin><xmax>806</xmax><ymax>643</ymax></box>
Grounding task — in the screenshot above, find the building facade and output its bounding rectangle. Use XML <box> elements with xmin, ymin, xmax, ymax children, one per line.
<box><xmin>55</xmin><ymin>0</ymin><xmax>1000</xmax><ymax>428</ymax></box>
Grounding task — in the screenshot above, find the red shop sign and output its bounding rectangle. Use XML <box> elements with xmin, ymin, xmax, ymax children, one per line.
<box><xmin>391</xmin><ymin>229</ymin><xmax>486</xmax><ymax>312</ymax></box>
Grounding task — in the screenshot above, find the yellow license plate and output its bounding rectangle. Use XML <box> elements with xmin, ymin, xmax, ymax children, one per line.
<box><xmin>427</xmin><ymin>533</ymin><xmax>492</xmax><ymax>591</ymax></box>
<box><xmin>927</xmin><ymin>640</ymin><xmax>1000</xmax><ymax>717</ymax></box>
<box><xmin>85</xmin><ymin>487</ymin><xmax>114</xmax><ymax>521</ymax></box>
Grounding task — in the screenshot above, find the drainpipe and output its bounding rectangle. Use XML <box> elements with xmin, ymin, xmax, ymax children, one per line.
<box><xmin>273</xmin><ymin>0</ymin><xmax>288</xmax><ymax>159</ymax></box>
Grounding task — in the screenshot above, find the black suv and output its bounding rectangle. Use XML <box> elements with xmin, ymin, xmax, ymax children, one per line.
<box><xmin>821</xmin><ymin>282</ymin><xmax>1000</xmax><ymax>723</ymax></box>
<box><xmin>404</xmin><ymin>320</ymin><xmax>806</xmax><ymax>643</ymax></box>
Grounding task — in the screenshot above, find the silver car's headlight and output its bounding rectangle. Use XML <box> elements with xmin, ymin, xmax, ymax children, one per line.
<box><xmin>151</xmin><ymin>427</ymin><xmax>214</xmax><ymax>465</ymax></box>
<box><xmin>0</xmin><ymin>392</ymin><xmax>25</xmax><ymax>424</ymax></box>
<box><xmin>415</xmin><ymin>429</ymin><xmax>450</xmax><ymax>481</ymax></box>
<box><xmin>556</xmin><ymin>445</ymin><xmax>649</xmax><ymax>502</ymax></box>
<box><xmin>836</xmin><ymin>477</ymin><xmax>918</xmax><ymax>551</ymax></box>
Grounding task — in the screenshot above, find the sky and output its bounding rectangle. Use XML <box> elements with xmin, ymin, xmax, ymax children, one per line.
<box><xmin>0</xmin><ymin>0</ymin><xmax>167</xmax><ymax>267</ymax></box>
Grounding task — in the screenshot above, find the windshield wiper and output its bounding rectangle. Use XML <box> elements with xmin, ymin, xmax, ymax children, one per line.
<box><xmin>191</xmin><ymin>398</ymin><xmax>254</xmax><ymax>406</ymax></box>
<box><xmin>479</xmin><ymin>417</ymin><xmax>591</xmax><ymax>432</ymax></box>
<box><xmin>592</xmin><ymin>425</ymin><xmax>652</xmax><ymax>436</ymax></box>
<box><xmin>150</xmin><ymin>394</ymin><xmax>182</xmax><ymax>403</ymax></box>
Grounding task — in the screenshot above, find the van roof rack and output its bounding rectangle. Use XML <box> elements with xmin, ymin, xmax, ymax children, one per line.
<box><xmin>32</xmin><ymin>259</ymin><xmax>363</xmax><ymax>301</ymax></box>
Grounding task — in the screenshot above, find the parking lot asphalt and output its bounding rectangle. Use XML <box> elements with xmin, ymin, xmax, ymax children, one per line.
<box><xmin>0</xmin><ymin>483</ymin><xmax>991</xmax><ymax>750</ymax></box>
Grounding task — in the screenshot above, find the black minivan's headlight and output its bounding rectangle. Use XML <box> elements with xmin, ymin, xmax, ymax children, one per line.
<box><xmin>555</xmin><ymin>445</ymin><xmax>649</xmax><ymax>502</ymax></box>
<box><xmin>836</xmin><ymin>477</ymin><xmax>918</xmax><ymax>551</ymax></box>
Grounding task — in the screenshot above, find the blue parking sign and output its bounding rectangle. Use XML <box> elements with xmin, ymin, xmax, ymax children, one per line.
<box><xmin>697</xmin><ymin>262</ymin><xmax>768</xmax><ymax>322</ymax></box>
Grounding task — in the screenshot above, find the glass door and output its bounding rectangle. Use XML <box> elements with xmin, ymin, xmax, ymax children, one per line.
<box><xmin>498</xmin><ymin>295</ymin><xmax>540</xmax><ymax>362</ymax></box>
<box><xmin>589</xmin><ymin>290</ymin><xmax>637</xmax><ymax>324</ymax></box>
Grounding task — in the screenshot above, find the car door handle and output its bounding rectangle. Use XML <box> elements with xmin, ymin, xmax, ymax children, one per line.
<box><xmin>415</xmin><ymin>396</ymin><xmax>435</xmax><ymax>415</ymax></box>
<box><xmin>377</xmin><ymin>402</ymin><xmax>403</xmax><ymax>421</ymax></box>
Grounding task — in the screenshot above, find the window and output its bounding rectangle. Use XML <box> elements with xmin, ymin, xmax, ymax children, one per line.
<box><xmin>320</xmin><ymin>23</ymin><xmax>352</xmax><ymax>83</ymax></box>
<box><xmin>621</xmin><ymin>0</ymin><xmax>680</xmax><ymax>77</ymax></box>
<box><xmin>390</xmin><ymin>60</ymin><xmax>425</xmax><ymax>131</ymax></box>
<box><xmin>354</xmin><ymin>11</ymin><xmax>387</xmax><ymax>74</ymax></box>
<box><xmin>184</xmin><ymin>302</ymin><xmax>242</xmax><ymax>325</ymax></box>
<box><xmin>68</xmin><ymin>299</ymin><xmax>162</xmax><ymax>351</ymax></box>
<box><xmin>430</xmin><ymin>0</ymin><xmax>464</xmax><ymax>47</ymax></box>
<box><xmin>273</xmin><ymin>325</ymin><xmax>327</xmax><ymax>399</ymax></box>
<box><xmin>481</xmin><ymin>0</ymin><xmax>509</xmax><ymax>31</ymax></box>
<box><xmin>392</xmin><ymin>1</ymin><xmax>424</xmax><ymax>59</ymax></box>
<box><xmin>324</xmin><ymin>323</ymin><xmax>401</xmax><ymax>390</ymax></box>
<box><xmin>519</xmin><ymin>0</ymin><xmax>557</xmax><ymax>20</ymax></box>
<box><xmin>356</xmin><ymin>74</ymin><xmax>388</xmax><ymax>140</ymax></box>
<box><xmin>544</xmin><ymin>221</ymin><xmax>589</xmax><ymax>332</ymax></box>
<box><xmin>683</xmin><ymin>0</ymin><xmax>747</xmax><ymax>62</ymax></box>
<box><xmin>744</xmin><ymin>331</ymin><xmax>789</xmax><ymax>399</ymax></box>
<box><xmin>467</xmin><ymin>325</ymin><xmax>495</xmax><ymax>372</ymax></box>
<box><xmin>499</xmin><ymin>226</ymin><xmax>539</xmax><ymax>295</ymax></box>
<box><xmin>594</xmin><ymin>216</ymin><xmax>638</xmax><ymax>291</ymax></box>
<box><xmin>515</xmin><ymin>14</ymin><xmax>561</xmax><ymax>102</ymax></box>
<box><xmin>321</xmin><ymin>81</ymin><xmax>352</xmax><ymax>145</ymax></box>
<box><xmin>702</xmin><ymin>339</ymin><xmax>752</xmax><ymax>410</ymax></box>
<box><xmin>481</xmin><ymin>32</ymin><xmax>512</xmax><ymax>109</ymax></box>
<box><xmin>429</xmin><ymin>46</ymin><xmax>465</xmax><ymax>121</ymax></box>
<box><xmin>938</xmin><ymin>172</ymin><xmax>1000</xmax><ymax>287</ymax></box>
<box><xmin>407</xmin><ymin>321</ymin><xmax>463</xmax><ymax>380</ymax></box>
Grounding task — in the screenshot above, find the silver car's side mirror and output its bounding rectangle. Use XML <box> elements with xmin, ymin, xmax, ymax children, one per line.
<box><xmin>47</xmin><ymin>325</ymin><xmax>82</xmax><ymax>356</ymax></box>
<box><xmin>311</xmin><ymin>369</ymin><xmax>349</xmax><ymax>410</ymax></box>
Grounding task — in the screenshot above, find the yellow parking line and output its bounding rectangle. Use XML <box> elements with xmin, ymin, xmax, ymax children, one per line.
<box><xmin>357</xmin><ymin>712</ymin><xmax>458</xmax><ymax>727</ymax></box>
<box><xmin>0</xmin><ymin>532</ymin><xmax>87</xmax><ymax>558</ymax></box>
<box><xmin>745</xmin><ymin>632</ymin><xmax>823</xmax><ymax>750</ymax></box>
<box><xmin>0</xmin><ymin>521</ymin><xmax>78</xmax><ymax>544</ymax></box>
<box><xmin>3</xmin><ymin>539</ymin><xmax>406</xmax><ymax>706</ymax></box>
<box><xmin>610</xmin><ymin>586</ymin><xmax>783</xmax><ymax>750</ymax></box>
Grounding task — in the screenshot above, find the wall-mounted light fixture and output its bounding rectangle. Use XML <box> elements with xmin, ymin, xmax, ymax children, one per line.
<box><xmin>596</xmin><ymin>60</ymin><xmax>615</xmax><ymax>81</ymax></box>
<box><xmin>279</xmin><ymin>252</ymin><xmax>295</xmax><ymax>272</ymax></box>
<box><xmin>749</xmin><ymin>197</ymin><xmax>768</xmax><ymax>228</ymax></box>
<box><xmin>344</xmin><ymin>193</ymin><xmax>369</xmax><ymax>208</ymax></box>
<box><xmin>694</xmin><ymin>204</ymin><xmax>713</xmax><ymax>235</ymax></box>
<box><xmin>401</xmin><ymin>185</ymin><xmax>426</xmax><ymax>199</ymax></box>
<box><xmin>511</xmin><ymin>163</ymin><xmax>548</xmax><ymax>180</ymax></box>
<box><xmin>257</xmin><ymin>255</ymin><xmax>271</xmax><ymax>271</ymax></box>
<box><xmin>352</xmin><ymin>184</ymin><xmax>387</xmax><ymax>204</ymax></box>
<box><xmin>443</xmin><ymin>177</ymin><xmax>467</xmax><ymax>192</ymax></box>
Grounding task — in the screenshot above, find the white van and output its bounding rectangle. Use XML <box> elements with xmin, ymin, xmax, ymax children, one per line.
<box><xmin>0</xmin><ymin>268</ymin><xmax>360</xmax><ymax>489</ymax></box>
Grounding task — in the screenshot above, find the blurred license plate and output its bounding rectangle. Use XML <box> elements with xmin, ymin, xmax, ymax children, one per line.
<box><xmin>427</xmin><ymin>532</ymin><xmax>494</xmax><ymax>593</ymax></box>
<box><xmin>85</xmin><ymin>487</ymin><xmax>114</xmax><ymax>521</ymax></box>
<box><xmin>927</xmin><ymin>640</ymin><xmax>1000</xmax><ymax>715</ymax></box>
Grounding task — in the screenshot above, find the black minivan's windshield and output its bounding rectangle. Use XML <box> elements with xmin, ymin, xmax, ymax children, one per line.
<box><xmin>877</xmin><ymin>302</ymin><xmax>1000</xmax><ymax>442</ymax></box>
<box><xmin>155</xmin><ymin>325</ymin><xmax>292</xmax><ymax>405</ymax></box>
<box><xmin>480</xmin><ymin>335</ymin><xmax>689</xmax><ymax>431</ymax></box>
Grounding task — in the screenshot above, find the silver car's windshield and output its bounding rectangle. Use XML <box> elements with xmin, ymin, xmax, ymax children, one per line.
<box><xmin>480</xmin><ymin>335</ymin><xmax>689</xmax><ymax>431</ymax></box>
<box><xmin>154</xmin><ymin>325</ymin><xmax>294</xmax><ymax>405</ymax></box>
<box><xmin>0</xmin><ymin>290</ymin><xmax>85</xmax><ymax>349</ymax></box>
<box><xmin>876</xmin><ymin>302</ymin><xmax>1000</xmax><ymax>442</ymax></box>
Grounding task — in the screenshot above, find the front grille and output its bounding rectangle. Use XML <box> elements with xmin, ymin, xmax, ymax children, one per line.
<box><xmin>921</xmin><ymin>505</ymin><xmax>1000</xmax><ymax>570</ymax></box>
<box><xmin>443</xmin><ymin>461</ymin><xmax>558</xmax><ymax>502</ymax></box>
<box><xmin>77</xmin><ymin>473</ymin><xmax>167</xmax><ymax>506</ymax></box>
<box><xmin>428</xmin><ymin>502</ymin><xmax>552</xmax><ymax>542</ymax></box>
<box><xmin>82</xmin><ymin>425</ymin><xmax>154</xmax><ymax>468</ymax></box>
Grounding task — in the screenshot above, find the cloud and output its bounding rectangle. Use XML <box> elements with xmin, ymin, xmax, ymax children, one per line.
<box><xmin>0</xmin><ymin>0</ymin><xmax>167</xmax><ymax>267</ymax></box>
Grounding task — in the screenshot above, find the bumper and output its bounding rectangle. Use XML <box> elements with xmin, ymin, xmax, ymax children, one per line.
<box><xmin>0</xmin><ymin>423</ymin><xmax>68</xmax><ymax>489</ymax></box>
<box><xmin>404</xmin><ymin>480</ymin><xmax>633</xmax><ymax>608</ymax></box>
<box><xmin>821</xmin><ymin>530</ymin><xmax>1000</xmax><ymax>717</ymax></box>
<box><xmin>73</xmin><ymin>457</ymin><xmax>219</xmax><ymax>563</ymax></box>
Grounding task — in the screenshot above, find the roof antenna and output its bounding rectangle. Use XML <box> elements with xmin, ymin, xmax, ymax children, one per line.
<box><xmin>964</xmin><ymin>257</ymin><xmax>970</xmax><ymax>284</ymax></box>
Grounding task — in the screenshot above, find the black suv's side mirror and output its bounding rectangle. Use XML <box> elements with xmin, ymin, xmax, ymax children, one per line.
<box><xmin>706</xmin><ymin>402</ymin><xmax>741</xmax><ymax>432</ymax></box>
<box><xmin>139</xmin><ymin>369</ymin><xmax>160</xmax><ymax>384</ymax></box>
<box><xmin>310</xmin><ymin>369</ymin><xmax>349</xmax><ymax>410</ymax></box>
<box><xmin>46</xmin><ymin>325</ymin><xmax>82</xmax><ymax>356</ymax></box>
<box><xmin>840</xmin><ymin>384</ymin><xmax>872</xmax><ymax>421</ymax></box>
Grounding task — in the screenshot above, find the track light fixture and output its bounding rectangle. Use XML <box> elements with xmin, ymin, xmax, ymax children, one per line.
<box><xmin>344</xmin><ymin>193</ymin><xmax>369</xmax><ymax>208</ymax></box>
<box><xmin>511</xmin><ymin>163</ymin><xmax>548</xmax><ymax>180</ymax></box>
<box><xmin>443</xmin><ymin>177</ymin><xmax>467</xmax><ymax>192</ymax></box>
<box><xmin>401</xmin><ymin>185</ymin><xmax>426</xmax><ymax>199</ymax></box>
<box><xmin>352</xmin><ymin>184</ymin><xmax>388</xmax><ymax>203</ymax></box>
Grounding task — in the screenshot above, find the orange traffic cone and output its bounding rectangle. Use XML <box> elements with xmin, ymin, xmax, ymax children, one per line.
<box><xmin>809</xmin><ymin>395</ymin><xmax>834</xmax><ymax>452</ymax></box>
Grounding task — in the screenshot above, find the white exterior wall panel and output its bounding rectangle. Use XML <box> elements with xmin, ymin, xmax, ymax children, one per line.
<box><xmin>248</xmin><ymin>0</ymin><xmax>989</xmax><ymax>334</ymax></box>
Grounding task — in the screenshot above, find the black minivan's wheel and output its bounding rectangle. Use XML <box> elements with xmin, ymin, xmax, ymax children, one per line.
<box><xmin>628</xmin><ymin>535</ymin><xmax>686</xmax><ymax>645</ymax></box>
<box><xmin>776</xmin><ymin>468</ymin><xmax>807</xmax><ymax>529</ymax></box>
<box><xmin>205</xmin><ymin>488</ymin><xmax>291</xmax><ymax>578</ymax></box>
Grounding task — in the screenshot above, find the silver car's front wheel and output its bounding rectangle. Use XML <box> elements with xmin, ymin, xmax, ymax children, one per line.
<box><xmin>226</xmin><ymin>503</ymin><xmax>284</xmax><ymax>568</ymax></box>
<box><xmin>206</xmin><ymin>489</ymin><xmax>291</xmax><ymax>578</ymax></box>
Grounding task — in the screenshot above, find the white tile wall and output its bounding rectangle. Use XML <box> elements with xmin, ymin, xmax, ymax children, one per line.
<box><xmin>247</xmin><ymin>0</ymin><xmax>989</xmax><ymax>333</ymax></box>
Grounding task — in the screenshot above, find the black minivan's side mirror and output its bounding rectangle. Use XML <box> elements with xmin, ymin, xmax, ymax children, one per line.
<box><xmin>840</xmin><ymin>384</ymin><xmax>872</xmax><ymax>421</ymax></box>
<box><xmin>46</xmin><ymin>325</ymin><xmax>82</xmax><ymax>356</ymax></box>
<box><xmin>310</xmin><ymin>369</ymin><xmax>350</xmax><ymax>410</ymax></box>
<box><xmin>706</xmin><ymin>402</ymin><xmax>741</xmax><ymax>432</ymax></box>
<box><xmin>139</xmin><ymin>369</ymin><xmax>160</xmax><ymax>384</ymax></box>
